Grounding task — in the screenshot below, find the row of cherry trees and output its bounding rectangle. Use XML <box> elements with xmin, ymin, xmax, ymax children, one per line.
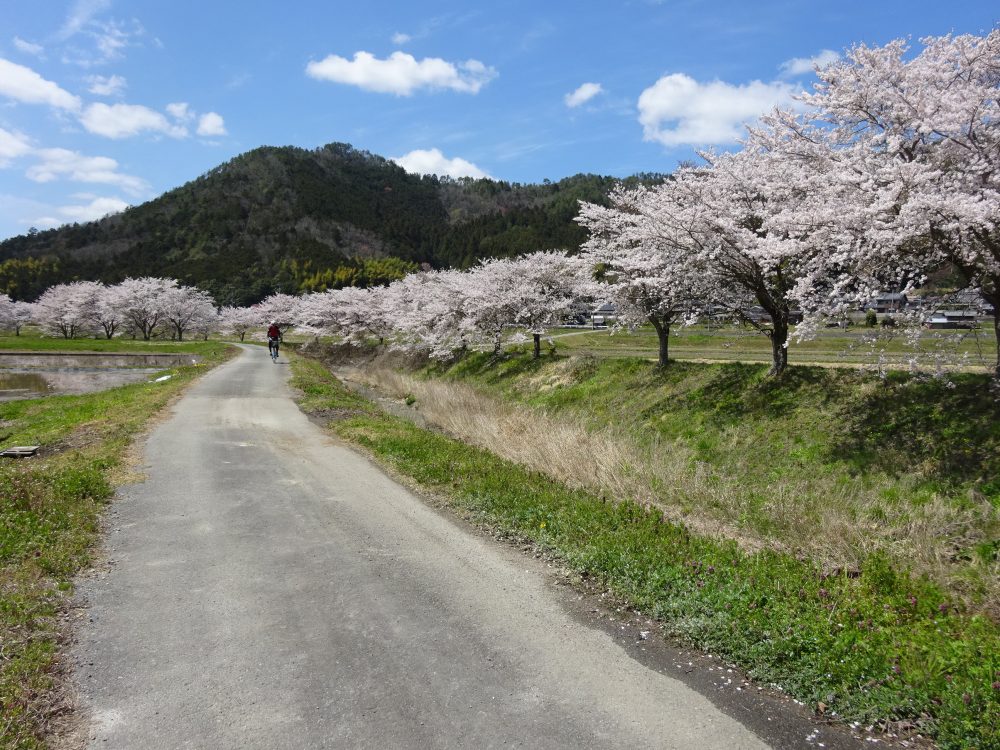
<box><xmin>0</xmin><ymin>259</ymin><xmax>589</xmax><ymax>359</ymax></box>
<box><xmin>294</xmin><ymin>251</ymin><xmax>583</xmax><ymax>360</ymax></box>
<box><xmin>2</xmin><ymin>31</ymin><xmax>996</xmax><ymax>378</ymax></box>
<box><xmin>0</xmin><ymin>279</ymin><xmax>218</xmax><ymax>341</ymax></box>
<box><xmin>0</xmin><ymin>281</ymin><xmax>303</xmax><ymax>342</ymax></box>
<box><xmin>577</xmin><ymin>29</ymin><xmax>1000</xmax><ymax>376</ymax></box>
<box><xmin>0</xmin><ymin>279</ymin><xmax>215</xmax><ymax>341</ymax></box>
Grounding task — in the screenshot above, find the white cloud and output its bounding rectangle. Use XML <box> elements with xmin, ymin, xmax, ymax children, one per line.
<box><xmin>86</xmin><ymin>73</ymin><xmax>126</xmax><ymax>96</ymax></box>
<box><xmin>30</xmin><ymin>216</ymin><xmax>62</xmax><ymax>229</ymax></box>
<box><xmin>93</xmin><ymin>20</ymin><xmax>136</xmax><ymax>63</ymax></box>
<box><xmin>79</xmin><ymin>102</ymin><xmax>226</xmax><ymax>140</ymax></box>
<box><xmin>0</xmin><ymin>128</ymin><xmax>32</xmax><ymax>166</ymax></box>
<box><xmin>61</xmin><ymin>16</ymin><xmax>145</xmax><ymax>68</ymax></box>
<box><xmin>13</xmin><ymin>37</ymin><xmax>44</xmax><ymax>56</ymax></box>
<box><xmin>393</xmin><ymin>148</ymin><xmax>490</xmax><ymax>179</ymax></box>
<box><xmin>26</xmin><ymin>192</ymin><xmax>129</xmax><ymax>229</ymax></box>
<box><xmin>166</xmin><ymin>101</ymin><xmax>192</xmax><ymax>121</ymax></box>
<box><xmin>196</xmin><ymin>112</ymin><xmax>227</xmax><ymax>137</ymax></box>
<box><xmin>80</xmin><ymin>102</ymin><xmax>188</xmax><ymax>139</ymax></box>
<box><xmin>57</xmin><ymin>0</ymin><xmax>112</xmax><ymax>40</ymax></box>
<box><xmin>306</xmin><ymin>51</ymin><xmax>497</xmax><ymax>96</ymax></box>
<box><xmin>637</xmin><ymin>73</ymin><xmax>797</xmax><ymax>147</ymax></box>
<box><xmin>392</xmin><ymin>32</ymin><xmax>412</xmax><ymax>45</ymax></box>
<box><xmin>779</xmin><ymin>49</ymin><xmax>840</xmax><ymax>78</ymax></box>
<box><xmin>565</xmin><ymin>82</ymin><xmax>603</xmax><ymax>108</ymax></box>
<box><xmin>57</xmin><ymin>195</ymin><xmax>128</xmax><ymax>222</ymax></box>
<box><xmin>0</xmin><ymin>58</ymin><xmax>81</xmax><ymax>110</ymax></box>
<box><xmin>227</xmin><ymin>72</ymin><xmax>251</xmax><ymax>89</ymax></box>
<box><xmin>26</xmin><ymin>147</ymin><xmax>147</xmax><ymax>195</ymax></box>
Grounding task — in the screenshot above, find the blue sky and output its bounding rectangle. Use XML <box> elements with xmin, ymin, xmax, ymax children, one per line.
<box><xmin>1</xmin><ymin>0</ymin><xmax>997</xmax><ymax>240</ymax></box>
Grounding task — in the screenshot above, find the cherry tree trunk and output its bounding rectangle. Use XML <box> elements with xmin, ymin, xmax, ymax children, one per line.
<box><xmin>992</xmin><ymin>302</ymin><xmax>1000</xmax><ymax>379</ymax></box>
<box><xmin>649</xmin><ymin>316</ymin><xmax>670</xmax><ymax>368</ymax></box>
<box><xmin>768</xmin><ymin>317</ymin><xmax>789</xmax><ymax>376</ymax></box>
<box><xmin>532</xmin><ymin>333</ymin><xmax>541</xmax><ymax>359</ymax></box>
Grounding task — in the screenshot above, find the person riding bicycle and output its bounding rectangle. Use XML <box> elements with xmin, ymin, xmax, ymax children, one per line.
<box><xmin>267</xmin><ymin>322</ymin><xmax>282</xmax><ymax>360</ymax></box>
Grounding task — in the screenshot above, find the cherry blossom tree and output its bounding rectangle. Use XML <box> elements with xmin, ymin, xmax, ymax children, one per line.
<box><xmin>602</xmin><ymin>163</ymin><xmax>785</xmax><ymax>373</ymax></box>
<box><xmin>257</xmin><ymin>293</ymin><xmax>299</xmax><ymax>330</ymax></box>
<box><xmin>161</xmin><ymin>286</ymin><xmax>218</xmax><ymax>341</ymax></box>
<box><xmin>115</xmin><ymin>277</ymin><xmax>177</xmax><ymax>340</ymax></box>
<box><xmin>32</xmin><ymin>282</ymin><xmax>100</xmax><ymax>339</ymax></box>
<box><xmin>190</xmin><ymin>305</ymin><xmax>220</xmax><ymax>340</ymax></box>
<box><xmin>615</xmin><ymin>132</ymin><xmax>872</xmax><ymax>377</ymax></box>
<box><xmin>93</xmin><ymin>284</ymin><xmax>127</xmax><ymax>339</ymax></box>
<box><xmin>352</xmin><ymin>285</ymin><xmax>397</xmax><ymax>346</ymax></box>
<box><xmin>0</xmin><ymin>295</ymin><xmax>14</xmax><ymax>333</ymax></box>
<box><xmin>461</xmin><ymin>258</ymin><xmax>528</xmax><ymax>357</ymax></box>
<box><xmin>577</xmin><ymin>186</ymin><xmax>712</xmax><ymax>367</ymax></box>
<box><xmin>295</xmin><ymin>286</ymin><xmax>381</xmax><ymax>345</ymax></box>
<box><xmin>219</xmin><ymin>306</ymin><xmax>258</xmax><ymax>341</ymax></box>
<box><xmin>392</xmin><ymin>270</ymin><xmax>474</xmax><ymax>359</ymax></box>
<box><xmin>10</xmin><ymin>301</ymin><xmax>34</xmax><ymax>335</ymax></box>
<box><xmin>507</xmin><ymin>251</ymin><xmax>585</xmax><ymax>359</ymax></box>
<box><xmin>785</xmin><ymin>30</ymin><xmax>1000</xmax><ymax>375</ymax></box>
<box><xmin>368</xmin><ymin>276</ymin><xmax>441</xmax><ymax>351</ymax></box>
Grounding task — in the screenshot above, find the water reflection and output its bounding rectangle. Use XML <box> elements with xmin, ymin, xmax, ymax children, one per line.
<box><xmin>0</xmin><ymin>371</ymin><xmax>53</xmax><ymax>398</ymax></box>
<box><xmin>0</xmin><ymin>353</ymin><xmax>200</xmax><ymax>401</ymax></box>
<box><xmin>0</xmin><ymin>353</ymin><xmax>199</xmax><ymax>368</ymax></box>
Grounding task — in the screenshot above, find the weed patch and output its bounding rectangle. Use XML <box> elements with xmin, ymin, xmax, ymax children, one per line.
<box><xmin>417</xmin><ymin>353</ymin><xmax>1000</xmax><ymax>615</ymax></box>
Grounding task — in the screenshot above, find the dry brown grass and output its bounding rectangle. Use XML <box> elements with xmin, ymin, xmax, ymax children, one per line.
<box><xmin>338</xmin><ymin>364</ymin><xmax>999</xmax><ymax>615</ymax></box>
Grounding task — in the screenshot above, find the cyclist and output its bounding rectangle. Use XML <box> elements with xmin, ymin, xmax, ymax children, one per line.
<box><xmin>267</xmin><ymin>322</ymin><xmax>282</xmax><ymax>361</ymax></box>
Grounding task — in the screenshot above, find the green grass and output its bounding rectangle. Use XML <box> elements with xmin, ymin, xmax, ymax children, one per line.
<box><xmin>552</xmin><ymin>323</ymin><xmax>998</xmax><ymax>370</ymax></box>
<box><xmin>428</xmin><ymin>354</ymin><xmax>999</xmax><ymax>605</ymax></box>
<box><xmin>0</xmin><ymin>339</ymin><xmax>233</xmax><ymax>749</ymax></box>
<box><xmin>290</xmin><ymin>355</ymin><xmax>999</xmax><ymax>749</ymax></box>
<box><xmin>444</xmin><ymin>352</ymin><xmax>1000</xmax><ymax>496</ymax></box>
<box><xmin>0</xmin><ymin>330</ymin><xmax>225</xmax><ymax>354</ymax></box>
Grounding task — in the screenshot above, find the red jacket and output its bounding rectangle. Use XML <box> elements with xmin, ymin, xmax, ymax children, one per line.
<box><xmin>267</xmin><ymin>325</ymin><xmax>280</xmax><ymax>339</ymax></box>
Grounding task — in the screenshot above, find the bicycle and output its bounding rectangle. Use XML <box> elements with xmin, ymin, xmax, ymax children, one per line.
<box><xmin>268</xmin><ymin>337</ymin><xmax>280</xmax><ymax>362</ymax></box>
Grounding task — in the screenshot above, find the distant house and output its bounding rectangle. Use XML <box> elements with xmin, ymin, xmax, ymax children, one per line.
<box><xmin>924</xmin><ymin>309</ymin><xmax>980</xmax><ymax>329</ymax></box>
<box><xmin>955</xmin><ymin>290</ymin><xmax>995</xmax><ymax>316</ymax></box>
<box><xmin>867</xmin><ymin>292</ymin><xmax>908</xmax><ymax>313</ymax></box>
<box><xmin>739</xmin><ymin>306</ymin><xmax>804</xmax><ymax>325</ymax></box>
<box><xmin>590</xmin><ymin>302</ymin><xmax>618</xmax><ymax>327</ymax></box>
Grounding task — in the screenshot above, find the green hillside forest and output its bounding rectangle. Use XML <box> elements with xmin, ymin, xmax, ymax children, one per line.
<box><xmin>0</xmin><ymin>143</ymin><xmax>663</xmax><ymax>306</ymax></box>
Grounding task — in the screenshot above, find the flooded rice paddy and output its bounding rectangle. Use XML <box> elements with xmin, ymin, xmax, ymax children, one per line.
<box><xmin>0</xmin><ymin>352</ymin><xmax>200</xmax><ymax>401</ymax></box>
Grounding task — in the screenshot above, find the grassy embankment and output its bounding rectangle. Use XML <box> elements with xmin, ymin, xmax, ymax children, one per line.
<box><xmin>0</xmin><ymin>335</ymin><xmax>232</xmax><ymax>749</ymax></box>
<box><xmin>292</xmin><ymin>350</ymin><xmax>999</xmax><ymax>749</ymax></box>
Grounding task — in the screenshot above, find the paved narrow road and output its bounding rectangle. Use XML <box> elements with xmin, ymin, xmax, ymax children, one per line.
<box><xmin>70</xmin><ymin>345</ymin><xmax>772</xmax><ymax>749</ymax></box>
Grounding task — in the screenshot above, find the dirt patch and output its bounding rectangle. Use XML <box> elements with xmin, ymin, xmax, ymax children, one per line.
<box><xmin>35</xmin><ymin>424</ymin><xmax>104</xmax><ymax>459</ymax></box>
<box><xmin>305</xmin><ymin>406</ymin><xmax>370</xmax><ymax>425</ymax></box>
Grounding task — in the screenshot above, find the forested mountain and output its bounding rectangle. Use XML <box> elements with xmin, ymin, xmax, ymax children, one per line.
<box><xmin>0</xmin><ymin>142</ymin><xmax>663</xmax><ymax>305</ymax></box>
